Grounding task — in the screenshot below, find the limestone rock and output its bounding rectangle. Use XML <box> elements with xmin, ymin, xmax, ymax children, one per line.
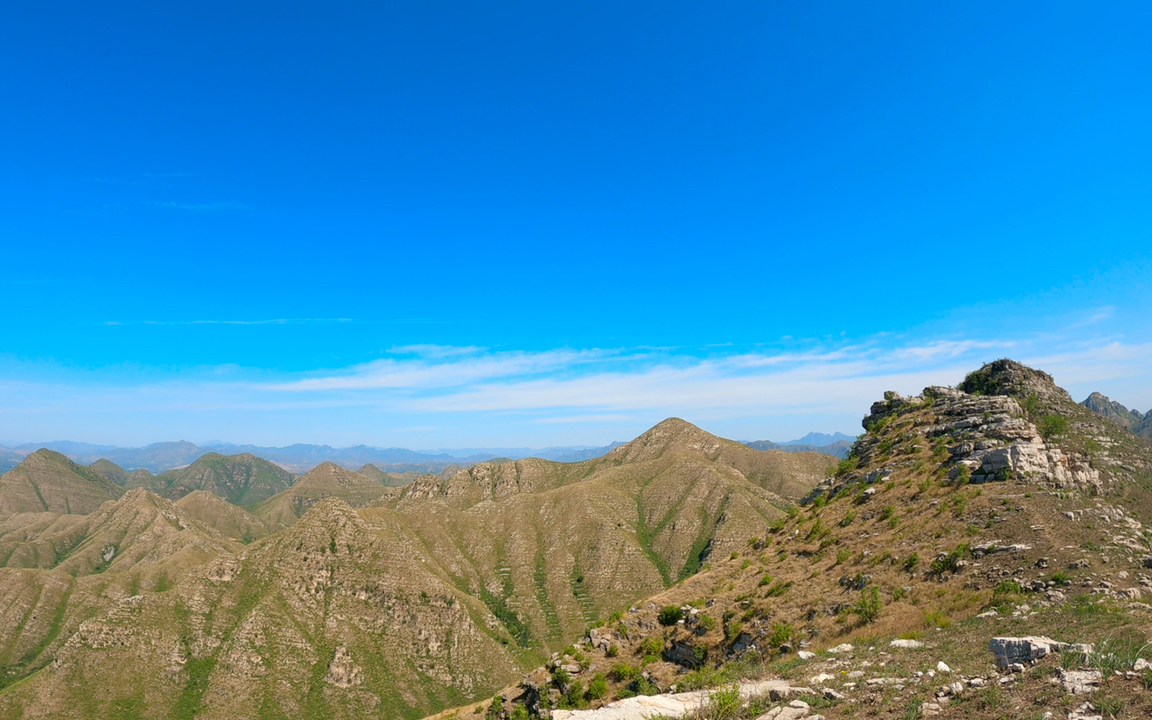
<box><xmin>1059</xmin><ymin>669</ymin><xmax>1102</xmax><ymax>695</ymax></box>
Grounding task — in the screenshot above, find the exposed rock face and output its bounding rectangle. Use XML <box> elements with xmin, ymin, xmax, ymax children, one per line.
<box><xmin>326</xmin><ymin>645</ymin><xmax>364</xmax><ymax>688</ymax></box>
<box><xmin>855</xmin><ymin>383</ymin><xmax>1101</xmax><ymax>491</ymax></box>
<box><xmin>1081</xmin><ymin>391</ymin><xmax>1152</xmax><ymax>439</ymax></box>
<box><xmin>1082</xmin><ymin>392</ymin><xmax>1145</xmax><ymax>430</ymax></box>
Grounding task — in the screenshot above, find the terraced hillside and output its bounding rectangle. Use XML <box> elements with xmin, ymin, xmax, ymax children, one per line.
<box><xmin>0</xmin><ymin>419</ymin><xmax>828</xmax><ymax>719</ymax></box>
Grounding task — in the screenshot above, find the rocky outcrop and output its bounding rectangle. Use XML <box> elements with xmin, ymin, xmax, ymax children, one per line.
<box><xmin>855</xmin><ymin>382</ymin><xmax>1101</xmax><ymax>491</ymax></box>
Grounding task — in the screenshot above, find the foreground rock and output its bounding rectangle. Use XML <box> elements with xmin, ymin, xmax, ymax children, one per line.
<box><xmin>550</xmin><ymin>680</ymin><xmax>816</xmax><ymax>720</ymax></box>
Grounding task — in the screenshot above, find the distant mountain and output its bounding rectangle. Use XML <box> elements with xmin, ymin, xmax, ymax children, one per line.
<box><xmin>10</xmin><ymin>440</ymin><xmax>204</xmax><ymax>473</ymax></box>
<box><xmin>88</xmin><ymin>458</ymin><xmax>129</xmax><ymax>485</ymax></box>
<box><xmin>250</xmin><ymin>462</ymin><xmax>391</xmax><ymax>529</ymax></box>
<box><xmin>1081</xmin><ymin>391</ymin><xmax>1152</xmax><ymax>438</ymax></box>
<box><xmin>141</xmin><ymin>452</ymin><xmax>297</xmax><ymax>505</ymax></box>
<box><xmin>357</xmin><ymin>463</ymin><xmax>419</xmax><ymax>487</ymax></box>
<box><xmin>779</xmin><ymin>431</ymin><xmax>856</xmax><ymax>446</ymax></box>
<box><xmin>0</xmin><ymin>417</ymin><xmax>827</xmax><ymax>719</ymax></box>
<box><xmin>744</xmin><ymin>438</ymin><xmax>853</xmax><ymax>459</ymax></box>
<box><xmin>0</xmin><ymin>449</ymin><xmax>124</xmax><ymax>518</ymax></box>
<box><xmin>0</xmin><ymin>440</ymin><xmax>632</xmax><ymax>475</ymax></box>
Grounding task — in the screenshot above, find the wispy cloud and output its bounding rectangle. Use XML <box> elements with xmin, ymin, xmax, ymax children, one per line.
<box><xmin>2</xmin><ymin>322</ymin><xmax>1150</xmax><ymax>447</ymax></box>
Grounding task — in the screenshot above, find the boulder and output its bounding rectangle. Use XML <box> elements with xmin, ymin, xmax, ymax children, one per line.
<box><xmin>889</xmin><ymin>639</ymin><xmax>923</xmax><ymax>648</ymax></box>
<box><xmin>987</xmin><ymin>636</ymin><xmax>1062</xmax><ymax>670</ymax></box>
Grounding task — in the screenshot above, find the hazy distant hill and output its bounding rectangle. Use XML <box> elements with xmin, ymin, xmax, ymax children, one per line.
<box><xmin>88</xmin><ymin>458</ymin><xmax>129</xmax><ymax>485</ymax></box>
<box><xmin>137</xmin><ymin>453</ymin><xmax>298</xmax><ymax>505</ymax></box>
<box><xmin>744</xmin><ymin>437</ymin><xmax>853</xmax><ymax>458</ymax></box>
<box><xmin>779</xmin><ymin>431</ymin><xmax>855</xmax><ymax>446</ymax></box>
<box><xmin>1</xmin><ymin>440</ymin><xmax>634</xmax><ymax>475</ymax></box>
<box><xmin>1082</xmin><ymin>391</ymin><xmax>1152</xmax><ymax>438</ymax></box>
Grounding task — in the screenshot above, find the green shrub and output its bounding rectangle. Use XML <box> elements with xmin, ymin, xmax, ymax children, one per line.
<box><xmin>768</xmin><ymin>622</ymin><xmax>793</xmax><ymax>647</ymax></box>
<box><xmin>1037</xmin><ymin>414</ymin><xmax>1070</xmax><ymax>441</ymax></box>
<box><xmin>836</xmin><ymin>456</ymin><xmax>859</xmax><ymax>476</ymax></box>
<box><xmin>929</xmin><ymin>545</ymin><xmax>969</xmax><ymax>575</ymax></box>
<box><xmin>704</xmin><ymin>686</ymin><xmax>742</xmax><ymax>720</ymax></box>
<box><xmin>765</xmin><ymin>580</ymin><xmax>793</xmax><ymax>597</ymax></box>
<box><xmin>725</xmin><ymin>620</ymin><xmax>744</xmax><ymax>642</ymax></box>
<box><xmin>853</xmin><ymin>587</ymin><xmax>882</xmax><ymax>625</ymax></box>
<box><xmin>608</xmin><ymin>663</ymin><xmax>637</xmax><ymax>682</ymax></box>
<box><xmin>994</xmin><ymin>580</ymin><xmax>1022</xmax><ymax>596</ymax></box>
<box><xmin>550</xmin><ymin>667</ymin><xmax>570</xmax><ymax>689</ymax></box>
<box><xmin>657</xmin><ymin>605</ymin><xmax>683</xmax><ymax>626</ymax></box>
<box><xmin>639</xmin><ymin>635</ymin><xmax>663</xmax><ymax>659</ymax></box>
<box><xmin>585</xmin><ymin>673</ymin><xmax>607</xmax><ymax>701</ymax></box>
<box><xmin>697</xmin><ymin>614</ymin><xmax>716</xmax><ymax>632</ymax></box>
<box><xmin>758</xmin><ymin>573</ymin><xmax>773</xmax><ymax>587</ymax></box>
<box><xmin>903</xmin><ymin>553</ymin><xmax>919</xmax><ymax>572</ymax></box>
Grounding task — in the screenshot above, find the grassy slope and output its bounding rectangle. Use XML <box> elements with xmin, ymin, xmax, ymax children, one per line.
<box><xmin>429</xmin><ymin>361</ymin><xmax>1152</xmax><ymax>720</ymax></box>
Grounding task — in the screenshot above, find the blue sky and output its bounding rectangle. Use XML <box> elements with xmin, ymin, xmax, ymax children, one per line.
<box><xmin>1</xmin><ymin>1</ymin><xmax>1150</xmax><ymax>447</ymax></box>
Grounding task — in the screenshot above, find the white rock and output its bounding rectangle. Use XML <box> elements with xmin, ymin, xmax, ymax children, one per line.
<box><xmin>890</xmin><ymin>639</ymin><xmax>923</xmax><ymax>648</ymax></box>
<box><xmin>988</xmin><ymin>636</ymin><xmax>1061</xmax><ymax>670</ymax></box>
<box><xmin>797</xmin><ymin>650</ymin><xmax>816</xmax><ymax>660</ymax></box>
<box><xmin>1059</xmin><ymin>669</ymin><xmax>1102</xmax><ymax>695</ymax></box>
<box><xmin>936</xmin><ymin>661</ymin><xmax>951</xmax><ymax>673</ymax></box>
<box><xmin>827</xmin><ymin>643</ymin><xmax>854</xmax><ymax>653</ymax></box>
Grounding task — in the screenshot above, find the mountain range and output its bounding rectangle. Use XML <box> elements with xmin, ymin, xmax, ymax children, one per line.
<box><xmin>2</xmin><ymin>360</ymin><xmax>1151</xmax><ymax>719</ymax></box>
<box><xmin>0</xmin><ymin>436</ymin><xmax>842</xmax><ymax>474</ymax></box>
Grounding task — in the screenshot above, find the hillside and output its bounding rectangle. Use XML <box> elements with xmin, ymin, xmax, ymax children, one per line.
<box><xmin>175</xmin><ymin>490</ymin><xmax>273</xmax><ymax>542</ymax></box>
<box><xmin>359</xmin><ymin>462</ymin><xmax>420</xmax><ymax>487</ymax></box>
<box><xmin>141</xmin><ymin>452</ymin><xmax>297</xmax><ymax>505</ymax></box>
<box><xmin>249</xmin><ymin>461</ymin><xmax>395</xmax><ymax>529</ymax></box>
<box><xmin>0</xmin><ymin>449</ymin><xmax>123</xmax><ymax>518</ymax></box>
<box><xmin>0</xmin><ymin>418</ymin><xmax>827</xmax><ymax>719</ymax></box>
<box><xmin>425</xmin><ymin>360</ymin><xmax>1152</xmax><ymax>720</ymax></box>
<box><xmin>88</xmin><ymin>458</ymin><xmax>129</xmax><ymax>485</ymax></box>
<box><xmin>0</xmin><ymin>487</ymin><xmax>245</xmax><ymax>693</ymax></box>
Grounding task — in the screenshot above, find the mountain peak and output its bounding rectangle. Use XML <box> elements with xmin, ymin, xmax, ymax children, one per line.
<box><xmin>958</xmin><ymin>358</ymin><xmax>1071</xmax><ymax>404</ymax></box>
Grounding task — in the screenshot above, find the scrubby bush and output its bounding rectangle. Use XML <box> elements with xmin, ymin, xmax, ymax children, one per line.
<box><xmin>853</xmin><ymin>587</ymin><xmax>882</xmax><ymax>625</ymax></box>
<box><xmin>657</xmin><ymin>605</ymin><xmax>683</xmax><ymax>626</ymax></box>
<box><xmin>585</xmin><ymin>673</ymin><xmax>607</xmax><ymax>701</ymax></box>
<box><xmin>1038</xmin><ymin>414</ymin><xmax>1070</xmax><ymax>441</ymax></box>
<box><xmin>608</xmin><ymin>663</ymin><xmax>637</xmax><ymax>682</ymax></box>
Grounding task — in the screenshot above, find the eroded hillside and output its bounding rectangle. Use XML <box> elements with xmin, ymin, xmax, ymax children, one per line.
<box><xmin>0</xmin><ymin>418</ymin><xmax>828</xmax><ymax>719</ymax></box>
